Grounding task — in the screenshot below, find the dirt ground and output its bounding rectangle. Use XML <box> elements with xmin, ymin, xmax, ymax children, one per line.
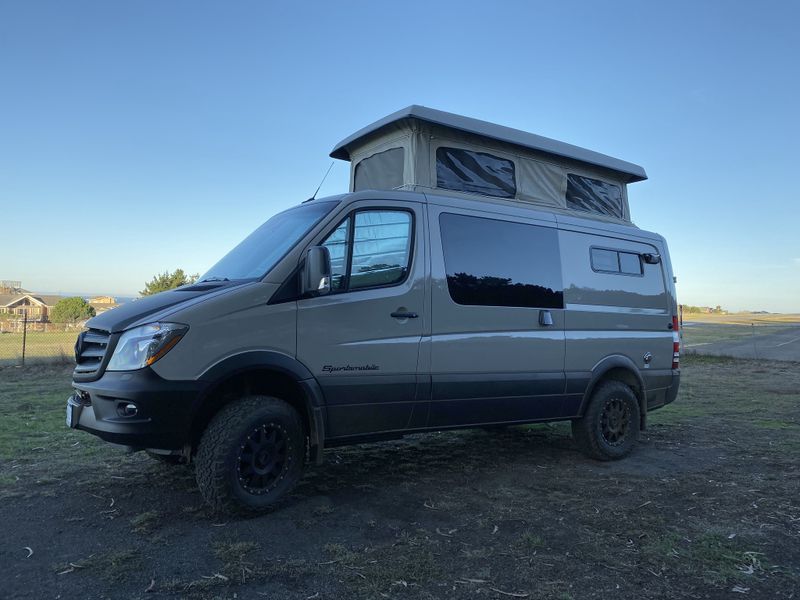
<box><xmin>1</xmin><ymin>356</ymin><xmax>798</xmax><ymax>600</ymax></box>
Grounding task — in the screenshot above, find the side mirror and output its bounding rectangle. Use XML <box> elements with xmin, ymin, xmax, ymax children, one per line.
<box><xmin>303</xmin><ymin>246</ymin><xmax>332</xmax><ymax>296</ymax></box>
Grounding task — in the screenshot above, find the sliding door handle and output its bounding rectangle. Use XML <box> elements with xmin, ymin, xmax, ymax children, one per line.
<box><xmin>539</xmin><ymin>310</ymin><xmax>554</xmax><ymax>326</ymax></box>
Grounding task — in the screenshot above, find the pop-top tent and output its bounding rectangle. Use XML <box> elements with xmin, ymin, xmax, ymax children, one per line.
<box><xmin>330</xmin><ymin>105</ymin><xmax>647</xmax><ymax>223</ymax></box>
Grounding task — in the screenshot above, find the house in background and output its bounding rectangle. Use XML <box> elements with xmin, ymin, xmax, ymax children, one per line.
<box><xmin>0</xmin><ymin>293</ymin><xmax>64</xmax><ymax>321</ymax></box>
<box><xmin>88</xmin><ymin>295</ymin><xmax>119</xmax><ymax>315</ymax></box>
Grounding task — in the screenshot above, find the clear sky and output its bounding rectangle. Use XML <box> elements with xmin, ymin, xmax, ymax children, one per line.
<box><xmin>2</xmin><ymin>1</ymin><xmax>798</xmax><ymax>311</ymax></box>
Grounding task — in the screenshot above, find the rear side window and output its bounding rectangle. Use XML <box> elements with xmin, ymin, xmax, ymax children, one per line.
<box><xmin>439</xmin><ymin>213</ymin><xmax>563</xmax><ymax>309</ymax></box>
<box><xmin>321</xmin><ymin>209</ymin><xmax>413</xmax><ymax>291</ymax></box>
<box><xmin>354</xmin><ymin>148</ymin><xmax>405</xmax><ymax>191</ymax></box>
<box><xmin>566</xmin><ymin>174</ymin><xmax>623</xmax><ymax>218</ymax></box>
<box><xmin>436</xmin><ymin>147</ymin><xmax>516</xmax><ymax>198</ymax></box>
<box><xmin>591</xmin><ymin>247</ymin><xmax>643</xmax><ymax>275</ymax></box>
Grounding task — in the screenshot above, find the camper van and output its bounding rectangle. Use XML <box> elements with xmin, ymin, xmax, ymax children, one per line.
<box><xmin>66</xmin><ymin>106</ymin><xmax>680</xmax><ymax>513</ymax></box>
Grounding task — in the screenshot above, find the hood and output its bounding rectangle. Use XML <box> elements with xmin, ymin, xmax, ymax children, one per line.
<box><xmin>86</xmin><ymin>281</ymin><xmax>251</xmax><ymax>333</ymax></box>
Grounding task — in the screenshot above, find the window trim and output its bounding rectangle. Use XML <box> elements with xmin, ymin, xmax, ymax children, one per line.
<box><xmin>323</xmin><ymin>207</ymin><xmax>416</xmax><ymax>295</ymax></box>
<box><xmin>590</xmin><ymin>246</ymin><xmax>644</xmax><ymax>277</ymax></box>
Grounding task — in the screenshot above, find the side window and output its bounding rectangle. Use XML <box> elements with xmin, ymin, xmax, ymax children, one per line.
<box><xmin>590</xmin><ymin>248</ymin><xmax>619</xmax><ymax>272</ymax></box>
<box><xmin>320</xmin><ymin>209</ymin><xmax>413</xmax><ymax>292</ymax></box>
<box><xmin>436</xmin><ymin>147</ymin><xmax>516</xmax><ymax>198</ymax></box>
<box><xmin>322</xmin><ymin>218</ymin><xmax>350</xmax><ymax>290</ymax></box>
<box><xmin>619</xmin><ymin>252</ymin><xmax>643</xmax><ymax>275</ymax></box>
<box><xmin>350</xmin><ymin>211</ymin><xmax>412</xmax><ymax>289</ymax></box>
<box><xmin>439</xmin><ymin>213</ymin><xmax>563</xmax><ymax>309</ymax></box>
<box><xmin>591</xmin><ymin>247</ymin><xmax>643</xmax><ymax>276</ymax></box>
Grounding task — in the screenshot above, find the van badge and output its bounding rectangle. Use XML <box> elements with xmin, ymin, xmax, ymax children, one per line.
<box><xmin>322</xmin><ymin>364</ymin><xmax>380</xmax><ymax>374</ymax></box>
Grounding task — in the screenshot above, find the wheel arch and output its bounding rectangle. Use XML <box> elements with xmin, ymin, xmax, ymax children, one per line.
<box><xmin>579</xmin><ymin>355</ymin><xmax>648</xmax><ymax>429</ymax></box>
<box><xmin>191</xmin><ymin>351</ymin><xmax>326</xmax><ymax>464</ymax></box>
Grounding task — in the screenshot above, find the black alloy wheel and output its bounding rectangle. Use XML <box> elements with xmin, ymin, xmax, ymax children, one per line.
<box><xmin>599</xmin><ymin>397</ymin><xmax>631</xmax><ymax>446</ymax></box>
<box><xmin>237</xmin><ymin>422</ymin><xmax>291</xmax><ymax>495</ymax></box>
<box><xmin>571</xmin><ymin>380</ymin><xmax>640</xmax><ymax>460</ymax></box>
<box><xmin>196</xmin><ymin>395</ymin><xmax>305</xmax><ymax>513</ymax></box>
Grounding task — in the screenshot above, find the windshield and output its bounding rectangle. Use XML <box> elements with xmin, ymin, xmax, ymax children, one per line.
<box><xmin>201</xmin><ymin>201</ymin><xmax>338</xmax><ymax>281</ymax></box>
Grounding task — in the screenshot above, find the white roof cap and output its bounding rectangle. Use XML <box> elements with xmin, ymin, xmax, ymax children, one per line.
<box><xmin>331</xmin><ymin>105</ymin><xmax>647</xmax><ymax>183</ymax></box>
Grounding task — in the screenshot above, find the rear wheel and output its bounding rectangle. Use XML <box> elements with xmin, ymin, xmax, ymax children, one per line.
<box><xmin>195</xmin><ymin>395</ymin><xmax>305</xmax><ymax>513</ymax></box>
<box><xmin>572</xmin><ymin>381</ymin><xmax>640</xmax><ymax>460</ymax></box>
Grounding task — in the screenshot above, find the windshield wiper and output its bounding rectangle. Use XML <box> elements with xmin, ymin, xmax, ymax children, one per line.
<box><xmin>199</xmin><ymin>277</ymin><xmax>230</xmax><ymax>283</ymax></box>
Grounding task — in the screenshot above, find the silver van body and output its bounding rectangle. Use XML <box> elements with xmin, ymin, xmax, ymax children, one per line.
<box><xmin>66</xmin><ymin>109</ymin><xmax>680</xmax><ymax>512</ymax></box>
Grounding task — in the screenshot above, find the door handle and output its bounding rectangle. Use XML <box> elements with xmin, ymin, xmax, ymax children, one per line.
<box><xmin>539</xmin><ymin>310</ymin><xmax>554</xmax><ymax>326</ymax></box>
<box><xmin>391</xmin><ymin>311</ymin><xmax>418</xmax><ymax>319</ymax></box>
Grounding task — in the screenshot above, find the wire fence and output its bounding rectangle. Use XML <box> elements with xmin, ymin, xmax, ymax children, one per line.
<box><xmin>0</xmin><ymin>315</ymin><xmax>80</xmax><ymax>367</ymax></box>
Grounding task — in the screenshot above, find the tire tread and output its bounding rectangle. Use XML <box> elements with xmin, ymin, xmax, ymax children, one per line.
<box><xmin>572</xmin><ymin>380</ymin><xmax>640</xmax><ymax>461</ymax></box>
<box><xmin>195</xmin><ymin>395</ymin><xmax>303</xmax><ymax>514</ymax></box>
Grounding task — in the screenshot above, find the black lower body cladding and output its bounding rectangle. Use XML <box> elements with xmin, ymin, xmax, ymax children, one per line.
<box><xmin>69</xmin><ymin>368</ymin><xmax>205</xmax><ymax>449</ymax></box>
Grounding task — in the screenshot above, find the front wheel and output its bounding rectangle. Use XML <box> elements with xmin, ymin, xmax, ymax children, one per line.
<box><xmin>195</xmin><ymin>395</ymin><xmax>305</xmax><ymax>513</ymax></box>
<box><xmin>572</xmin><ymin>381</ymin><xmax>640</xmax><ymax>460</ymax></box>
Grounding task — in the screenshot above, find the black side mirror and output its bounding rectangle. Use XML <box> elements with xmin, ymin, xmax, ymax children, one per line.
<box><xmin>303</xmin><ymin>246</ymin><xmax>332</xmax><ymax>296</ymax></box>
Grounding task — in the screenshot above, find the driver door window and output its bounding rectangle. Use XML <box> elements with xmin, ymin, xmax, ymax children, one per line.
<box><xmin>321</xmin><ymin>209</ymin><xmax>413</xmax><ymax>292</ymax></box>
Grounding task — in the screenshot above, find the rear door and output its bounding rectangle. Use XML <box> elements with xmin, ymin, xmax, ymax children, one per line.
<box><xmin>426</xmin><ymin>204</ymin><xmax>569</xmax><ymax>427</ymax></box>
<box><xmin>296</xmin><ymin>199</ymin><xmax>428</xmax><ymax>439</ymax></box>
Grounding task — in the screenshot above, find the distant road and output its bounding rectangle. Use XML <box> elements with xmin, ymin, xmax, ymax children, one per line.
<box><xmin>686</xmin><ymin>324</ymin><xmax>800</xmax><ymax>361</ymax></box>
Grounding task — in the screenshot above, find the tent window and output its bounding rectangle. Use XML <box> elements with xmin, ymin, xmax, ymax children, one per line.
<box><xmin>354</xmin><ymin>148</ymin><xmax>405</xmax><ymax>191</ymax></box>
<box><xmin>566</xmin><ymin>174</ymin><xmax>623</xmax><ymax>218</ymax></box>
<box><xmin>436</xmin><ymin>147</ymin><xmax>516</xmax><ymax>198</ymax></box>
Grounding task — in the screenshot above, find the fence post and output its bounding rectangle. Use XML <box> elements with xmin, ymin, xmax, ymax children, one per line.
<box><xmin>751</xmin><ymin>322</ymin><xmax>758</xmax><ymax>360</ymax></box>
<box><xmin>22</xmin><ymin>310</ymin><xmax>28</xmax><ymax>366</ymax></box>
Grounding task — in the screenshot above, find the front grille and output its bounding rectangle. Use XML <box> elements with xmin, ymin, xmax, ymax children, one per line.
<box><xmin>73</xmin><ymin>328</ymin><xmax>111</xmax><ymax>379</ymax></box>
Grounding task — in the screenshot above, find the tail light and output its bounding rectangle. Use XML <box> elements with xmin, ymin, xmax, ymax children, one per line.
<box><xmin>671</xmin><ymin>315</ymin><xmax>680</xmax><ymax>369</ymax></box>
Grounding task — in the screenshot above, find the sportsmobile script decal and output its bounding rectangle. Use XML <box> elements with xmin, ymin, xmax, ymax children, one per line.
<box><xmin>322</xmin><ymin>364</ymin><xmax>380</xmax><ymax>374</ymax></box>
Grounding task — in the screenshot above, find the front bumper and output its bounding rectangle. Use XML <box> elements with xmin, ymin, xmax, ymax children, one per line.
<box><xmin>67</xmin><ymin>368</ymin><xmax>205</xmax><ymax>450</ymax></box>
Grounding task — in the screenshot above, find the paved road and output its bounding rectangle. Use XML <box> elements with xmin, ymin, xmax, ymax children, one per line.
<box><xmin>686</xmin><ymin>324</ymin><xmax>800</xmax><ymax>361</ymax></box>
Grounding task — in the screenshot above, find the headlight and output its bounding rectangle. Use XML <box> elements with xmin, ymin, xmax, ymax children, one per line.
<box><xmin>107</xmin><ymin>323</ymin><xmax>188</xmax><ymax>371</ymax></box>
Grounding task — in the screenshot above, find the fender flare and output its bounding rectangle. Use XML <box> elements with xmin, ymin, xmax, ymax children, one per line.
<box><xmin>197</xmin><ymin>350</ymin><xmax>326</xmax><ymax>463</ymax></box>
<box><xmin>579</xmin><ymin>355</ymin><xmax>648</xmax><ymax>428</ymax></box>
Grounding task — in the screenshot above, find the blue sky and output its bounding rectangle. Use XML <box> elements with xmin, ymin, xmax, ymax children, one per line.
<box><xmin>1</xmin><ymin>1</ymin><xmax>798</xmax><ymax>311</ymax></box>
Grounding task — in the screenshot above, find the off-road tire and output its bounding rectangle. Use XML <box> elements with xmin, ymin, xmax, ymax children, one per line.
<box><xmin>572</xmin><ymin>381</ymin><xmax>640</xmax><ymax>461</ymax></box>
<box><xmin>145</xmin><ymin>451</ymin><xmax>184</xmax><ymax>465</ymax></box>
<box><xmin>195</xmin><ymin>395</ymin><xmax>305</xmax><ymax>514</ymax></box>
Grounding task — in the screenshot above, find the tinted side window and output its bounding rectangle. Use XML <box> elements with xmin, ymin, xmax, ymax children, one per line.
<box><xmin>590</xmin><ymin>248</ymin><xmax>619</xmax><ymax>272</ymax></box>
<box><xmin>619</xmin><ymin>251</ymin><xmax>642</xmax><ymax>275</ymax></box>
<box><xmin>320</xmin><ymin>209</ymin><xmax>413</xmax><ymax>292</ymax></box>
<box><xmin>439</xmin><ymin>213</ymin><xmax>563</xmax><ymax>309</ymax></box>
<box><xmin>566</xmin><ymin>174</ymin><xmax>623</xmax><ymax>218</ymax></box>
<box><xmin>354</xmin><ymin>148</ymin><xmax>405</xmax><ymax>191</ymax></box>
<box><xmin>436</xmin><ymin>147</ymin><xmax>516</xmax><ymax>198</ymax></box>
<box><xmin>591</xmin><ymin>247</ymin><xmax>643</xmax><ymax>276</ymax></box>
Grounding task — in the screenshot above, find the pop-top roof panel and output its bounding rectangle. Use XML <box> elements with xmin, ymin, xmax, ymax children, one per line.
<box><xmin>330</xmin><ymin>105</ymin><xmax>647</xmax><ymax>183</ymax></box>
